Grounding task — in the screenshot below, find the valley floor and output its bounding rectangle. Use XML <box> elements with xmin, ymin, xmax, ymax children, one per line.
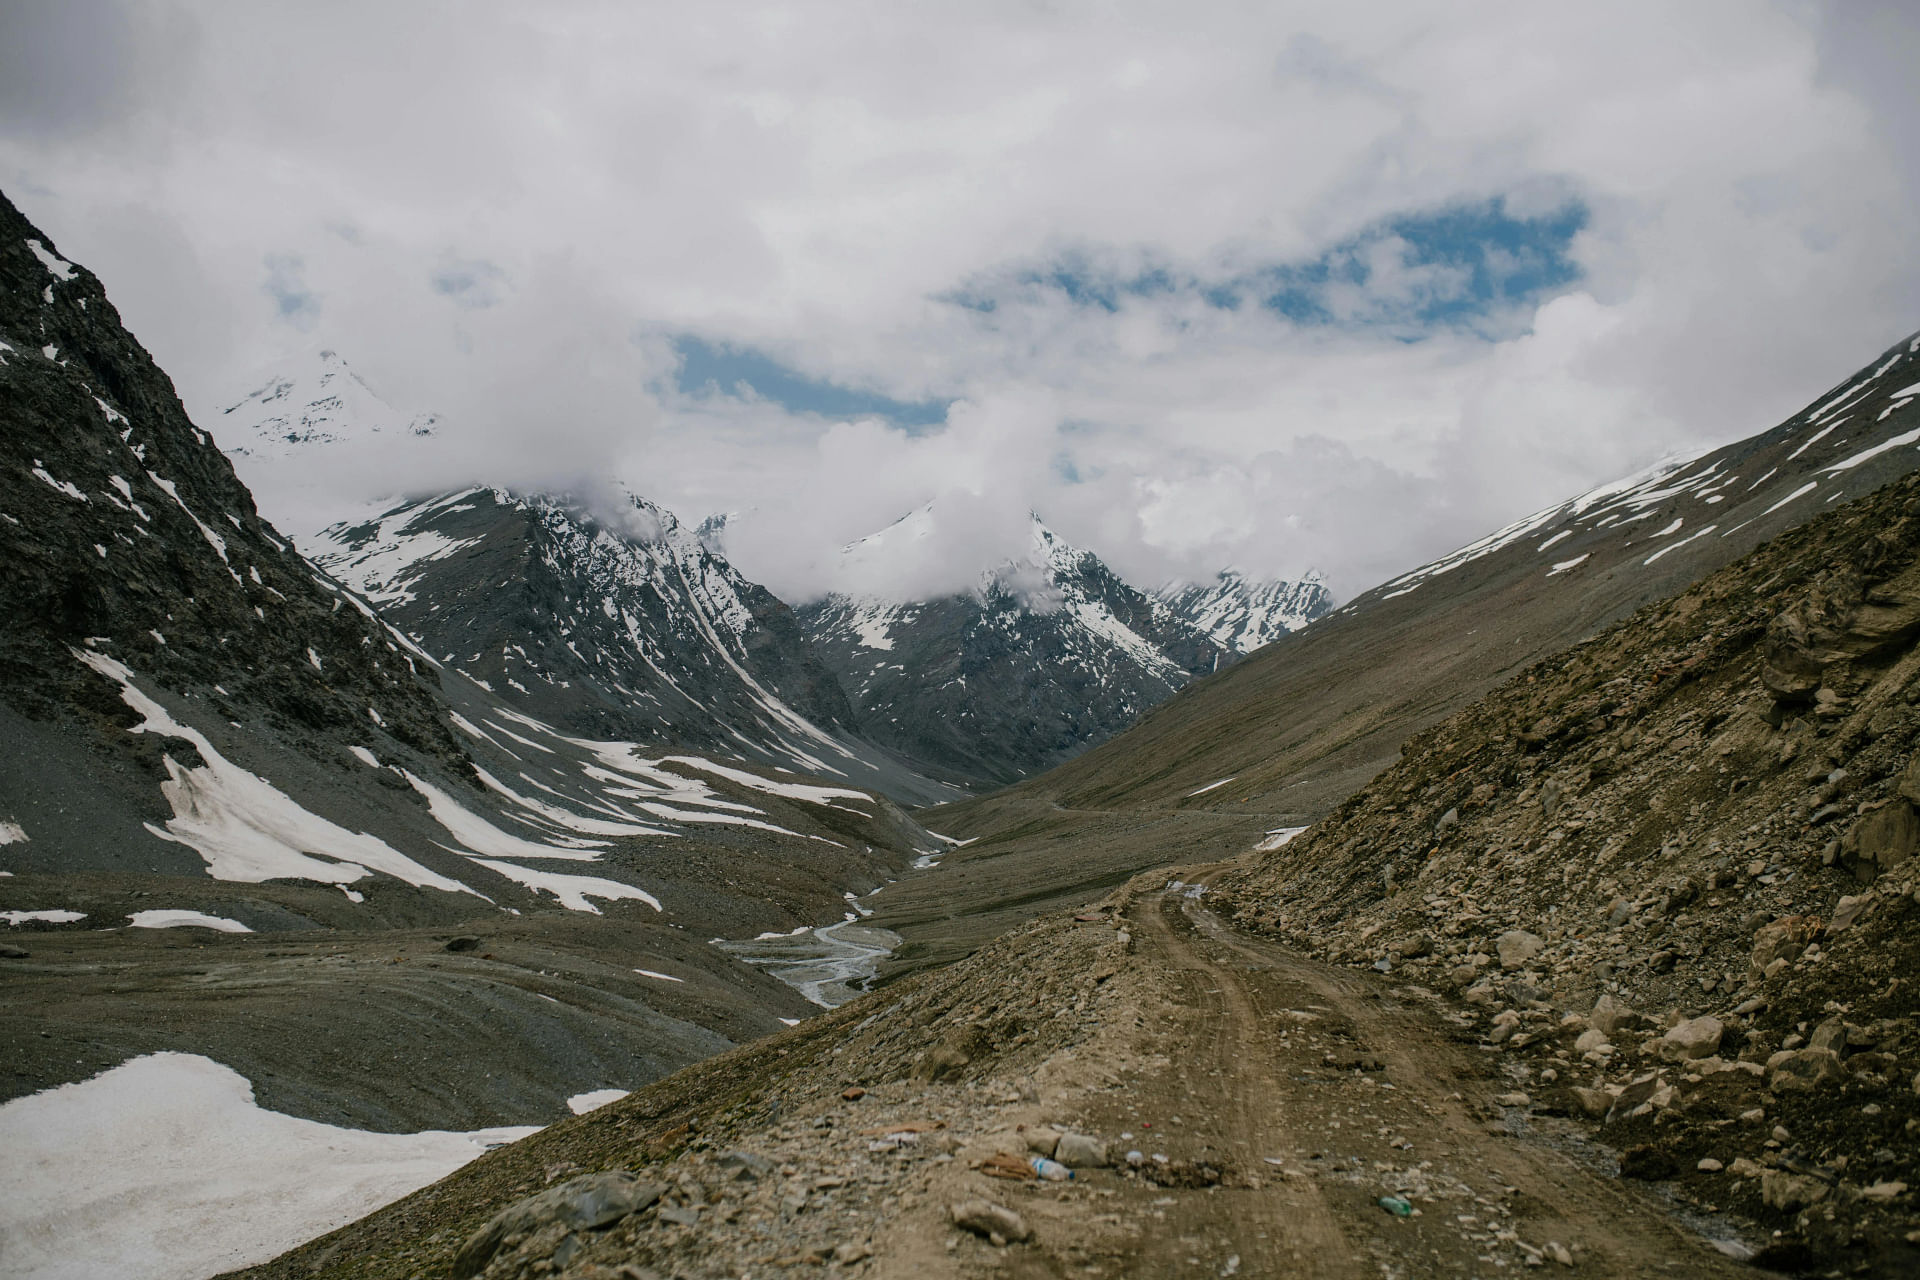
<box><xmin>235</xmin><ymin>871</ymin><xmax>1768</xmax><ymax>1280</ymax></box>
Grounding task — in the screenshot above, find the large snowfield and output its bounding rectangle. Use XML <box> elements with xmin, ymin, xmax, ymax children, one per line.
<box><xmin>0</xmin><ymin>1054</ymin><xmax>538</xmax><ymax>1280</ymax></box>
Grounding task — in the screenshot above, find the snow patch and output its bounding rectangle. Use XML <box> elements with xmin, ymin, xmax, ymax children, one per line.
<box><xmin>0</xmin><ymin>1053</ymin><xmax>537</xmax><ymax>1280</ymax></box>
<box><xmin>3</xmin><ymin>910</ymin><xmax>85</xmax><ymax>926</ymax></box>
<box><xmin>566</xmin><ymin>1089</ymin><xmax>629</xmax><ymax>1115</ymax></box>
<box><xmin>24</xmin><ymin>238</ymin><xmax>76</xmax><ymax>281</ymax></box>
<box><xmin>127</xmin><ymin>910</ymin><xmax>252</xmax><ymax>933</ymax></box>
<box><xmin>75</xmin><ymin>650</ymin><xmax>479</xmax><ymax>897</ymax></box>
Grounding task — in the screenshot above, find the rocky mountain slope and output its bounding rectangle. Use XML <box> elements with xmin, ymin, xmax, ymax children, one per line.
<box><xmin>1155</xmin><ymin>567</ymin><xmax>1334</xmax><ymax>654</ymax></box>
<box><xmin>303</xmin><ymin>487</ymin><xmax>954</xmax><ymax>806</ymax></box>
<box><xmin>1209</xmin><ymin>464</ymin><xmax>1920</xmax><ymax>1274</ymax></box>
<box><xmin>0</xmin><ymin>191</ymin><xmax>941</xmax><ymax>1131</ymax></box>
<box><xmin>798</xmin><ymin>509</ymin><xmax>1231</xmax><ymax>788</ymax></box>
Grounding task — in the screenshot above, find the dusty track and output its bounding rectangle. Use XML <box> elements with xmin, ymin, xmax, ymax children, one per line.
<box><xmin>1063</xmin><ymin>873</ymin><xmax>1756</xmax><ymax>1277</ymax></box>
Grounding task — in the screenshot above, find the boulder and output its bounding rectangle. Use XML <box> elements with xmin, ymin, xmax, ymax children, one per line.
<box><xmin>1497</xmin><ymin>930</ymin><xmax>1545</xmax><ymax>969</ymax></box>
<box><xmin>453</xmin><ymin>1172</ymin><xmax>662</xmax><ymax>1278</ymax></box>
<box><xmin>1053</xmin><ymin>1132</ymin><xmax>1109</xmax><ymax>1168</ymax></box>
<box><xmin>1748</xmin><ymin>917</ymin><xmax>1819</xmax><ymax>983</ymax></box>
<box><xmin>1807</xmin><ymin>1017</ymin><xmax>1851</xmax><ymax>1055</ymax></box>
<box><xmin>1767</xmin><ymin>1048</ymin><xmax>1846</xmax><ymax>1093</ymax></box>
<box><xmin>1761</xmin><ymin>1170</ymin><xmax>1829</xmax><ymax>1212</ymax></box>
<box><xmin>949</xmin><ymin>1199</ymin><xmax>1030</xmax><ymax>1244</ymax></box>
<box><xmin>1590</xmin><ymin>994</ymin><xmax>1633</xmax><ymax>1037</ymax></box>
<box><xmin>1023</xmin><ymin>1128</ymin><xmax>1060</xmax><ymax>1158</ymax></box>
<box><xmin>1660</xmin><ymin>1016</ymin><xmax>1724</xmax><ymax>1062</ymax></box>
<box><xmin>1843</xmin><ymin>801</ymin><xmax>1920</xmax><ymax>883</ymax></box>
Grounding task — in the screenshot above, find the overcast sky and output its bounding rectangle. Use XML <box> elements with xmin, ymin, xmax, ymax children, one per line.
<box><xmin>4</xmin><ymin>1</ymin><xmax>1917</xmax><ymax>603</ymax></box>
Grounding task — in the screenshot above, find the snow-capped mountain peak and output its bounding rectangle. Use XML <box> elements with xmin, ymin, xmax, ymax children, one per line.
<box><xmin>220</xmin><ymin>348</ymin><xmax>440</xmax><ymax>460</ymax></box>
<box><xmin>797</xmin><ymin>505</ymin><xmax>1230</xmax><ymax>787</ymax></box>
<box><xmin>1154</xmin><ymin>566</ymin><xmax>1335</xmax><ymax>655</ymax></box>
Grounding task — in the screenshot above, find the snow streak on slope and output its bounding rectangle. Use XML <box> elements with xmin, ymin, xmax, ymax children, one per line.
<box><xmin>1155</xmin><ymin>568</ymin><xmax>1335</xmax><ymax>654</ymax></box>
<box><xmin>75</xmin><ymin>649</ymin><xmax>482</xmax><ymax>896</ymax></box>
<box><xmin>1324</xmin><ymin>329</ymin><xmax>1920</xmax><ymax>621</ymax></box>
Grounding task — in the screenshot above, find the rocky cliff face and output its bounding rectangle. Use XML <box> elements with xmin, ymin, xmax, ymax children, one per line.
<box><xmin>0</xmin><ymin>192</ymin><xmax>468</xmax><ymax>799</ymax></box>
<box><xmin>1213</xmin><ymin>467</ymin><xmax>1920</xmax><ymax>1271</ymax></box>
<box><xmin>799</xmin><ymin>512</ymin><xmax>1231</xmax><ymax>788</ymax></box>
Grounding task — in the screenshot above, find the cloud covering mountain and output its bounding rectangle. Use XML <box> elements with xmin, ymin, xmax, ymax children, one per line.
<box><xmin>4</xmin><ymin>1</ymin><xmax>1917</xmax><ymax>604</ymax></box>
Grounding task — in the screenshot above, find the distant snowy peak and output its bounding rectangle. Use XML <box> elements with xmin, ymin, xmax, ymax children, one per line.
<box><xmin>1155</xmin><ymin>568</ymin><xmax>1335</xmax><ymax>654</ymax></box>
<box><xmin>797</xmin><ymin>506</ymin><xmax>1230</xmax><ymax>787</ymax></box>
<box><xmin>219</xmin><ymin>349</ymin><xmax>440</xmax><ymax>460</ymax></box>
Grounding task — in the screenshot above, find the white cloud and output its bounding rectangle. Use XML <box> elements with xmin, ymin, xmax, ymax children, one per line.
<box><xmin>3</xmin><ymin>0</ymin><xmax>1915</xmax><ymax>602</ymax></box>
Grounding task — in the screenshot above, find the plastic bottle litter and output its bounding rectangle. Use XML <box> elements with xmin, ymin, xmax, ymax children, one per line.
<box><xmin>1031</xmin><ymin>1157</ymin><xmax>1074</xmax><ymax>1182</ymax></box>
<box><xmin>1377</xmin><ymin>1195</ymin><xmax>1414</xmax><ymax>1217</ymax></box>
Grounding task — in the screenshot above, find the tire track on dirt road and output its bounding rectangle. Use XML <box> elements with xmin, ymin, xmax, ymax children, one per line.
<box><xmin>1119</xmin><ymin>866</ymin><xmax>1757</xmax><ymax>1278</ymax></box>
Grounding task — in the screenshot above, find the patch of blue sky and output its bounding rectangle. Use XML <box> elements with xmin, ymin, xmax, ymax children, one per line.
<box><xmin>669</xmin><ymin>335</ymin><xmax>950</xmax><ymax>432</ymax></box>
<box><xmin>945</xmin><ymin>195</ymin><xmax>1588</xmax><ymax>338</ymax></box>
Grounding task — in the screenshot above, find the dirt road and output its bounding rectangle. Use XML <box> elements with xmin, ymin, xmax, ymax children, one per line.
<box><xmin>1046</xmin><ymin>874</ymin><xmax>1758</xmax><ymax>1277</ymax></box>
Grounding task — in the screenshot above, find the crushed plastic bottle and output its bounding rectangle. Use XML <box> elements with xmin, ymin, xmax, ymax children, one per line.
<box><xmin>1377</xmin><ymin>1195</ymin><xmax>1414</xmax><ymax>1217</ymax></box>
<box><xmin>1031</xmin><ymin>1157</ymin><xmax>1074</xmax><ymax>1181</ymax></box>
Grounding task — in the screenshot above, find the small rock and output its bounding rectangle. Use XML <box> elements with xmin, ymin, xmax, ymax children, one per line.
<box><xmin>949</xmin><ymin>1199</ymin><xmax>1030</xmax><ymax>1245</ymax></box>
<box><xmin>1570</xmin><ymin>1087</ymin><xmax>1611</xmax><ymax>1118</ymax></box>
<box><xmin>1603</xmin><ymin>896</ymin><xmax>1631</xmax><ymax>927</ymax></box>
<box><xmin>1761</xmin><ymin>1170</ymin><xmax>1829</xmax><ymax>1211</ymax></box>
<box><xmin>1545</xmin><ymin>1241</ymin><xmax>1573</xmax><ymax>1267</ymax></box>
<box><xmin>717</xmin><ymin>1151</ymin><xmax>774</xmax><ymax>1180</ymax></box>
<box><xmin>1590</xmin><ymin>994</ymin><xmax>1633</xmax><ymax>1037</ymax></box>
<box><xmin>1768</xmin><ymin>1048</ymin><xmax>1846</xmax><ymax>1092</ymax></box>
<box><xmin>1497</xmin><ymin>930</ymin><xmax>1545</xmax><ymax>969</ymax></box>
<box><xmin>1828</xmin><ymin>893</ymin><xmax>1873</xmax><ymax>933</ymax></box>
<box><xmin>1808</xmin><ymin>1017</ymin><xmax>1851</xmax><ymax>1054</ymax></box>
<box><xmin>1495</xmin><ymin>1092</ymin><xmax>1531</xmax><ymax>1108</ymax></box>
<box><xmin>1660</xmin><ymin>1016</ymin><xmax>1724</xmax><ymax>1062</ymax></box>
<box><xmin>1053</xmin><ymin>1132</ymin><xmax>1108</xmax><ymax>1168</ymax></box>
<box><xmin>1698</xmin><ymin>1157</ymin><xmax>1724</xmax><ymax>1172</ymax></box>
<box><xmin>1861</xmin><ymin>1180</ymin><xmax>1908</xmax><ymax>1203</ymax></box>
<box><xmin>1574</xmin><ymin>1028</ymin><xmax>1610</xmax><ymax>1054</ymax></box>
<box><xmin>657</xmin><ymin>1204</ymin><xmax>700</xmax><ymax>1227</ymax></box>
<box><xmin>841</xmin><ymin>1087</ymin><xmax>866</xmax><ymax>1101</ymax></box>
<box><xmin>1023</xmin><ymin>1128</ymin><xmax>1060</xmax><ymax>1158</ymax></box>
<box><xmin>834</xmin><ymin>1242</ymin><xmax>873</xmax><ymax>1264</ymax></box>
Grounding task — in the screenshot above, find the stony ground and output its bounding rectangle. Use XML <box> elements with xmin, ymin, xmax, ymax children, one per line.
<box><xmin>234</xmin><ymin>875</ymin><xmax>1771</xmax><ymax>1280</ymax></box>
